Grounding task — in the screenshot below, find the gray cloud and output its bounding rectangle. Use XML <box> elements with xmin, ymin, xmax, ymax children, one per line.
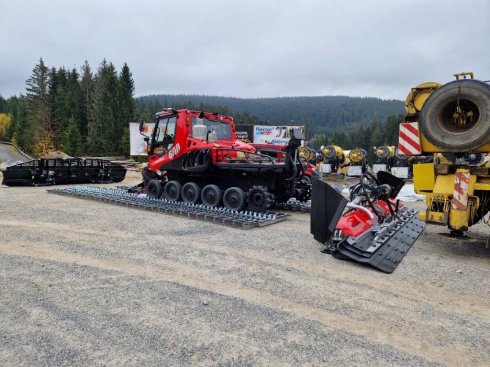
<box><xmin>1</xmin><ymin>0</ymin><xmax>489</xmax><ymax>100</ymax></box>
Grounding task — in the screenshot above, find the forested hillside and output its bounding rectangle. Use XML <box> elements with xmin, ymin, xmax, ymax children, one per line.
<box><xmin>136</xmin><ymin>94</ymin><xmax>404</xmax><ymax>136</ymax></box>
<box><xmin>0</xmin><ymin>58</ymin><xmax>136</xmax><ymax>157</ymax></box>
<box><xmin>0</xmin><ymin>61</ymin><xmax>405</xmax><ymax>158</ymax></box>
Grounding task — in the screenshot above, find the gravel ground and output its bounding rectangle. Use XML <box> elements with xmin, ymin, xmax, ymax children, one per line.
<box><xmin>0</xmin><ymin>173</ymin><xmax>489</xmax><ymax>366</ymax></box>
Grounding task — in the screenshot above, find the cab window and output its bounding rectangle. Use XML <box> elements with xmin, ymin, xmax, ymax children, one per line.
<box><xmin>152</xmin><ymin>116</ymin><xmax>177</xmax><ymax>155</ymax></box>
<box><xmin>191</xmin><ymin>117</ymin><xmax>232</xmax><ymax>140</ymax></box>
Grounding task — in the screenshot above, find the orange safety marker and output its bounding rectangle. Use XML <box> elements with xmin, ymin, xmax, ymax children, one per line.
<box><xmin>398</xmin><ymin>122</ymin><xmax>422</xmax><ymax>155</ymax></box>
<box><xmin>451</xmin><ymin>170</ymin><xmax>470</xmax><ymax>210</ymax></box>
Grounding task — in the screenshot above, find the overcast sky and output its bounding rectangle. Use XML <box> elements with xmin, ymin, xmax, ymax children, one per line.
<box><xmin>1</xmin><ymin>0</ymin><xmax>489</xmax><ymax>100</ymax></box>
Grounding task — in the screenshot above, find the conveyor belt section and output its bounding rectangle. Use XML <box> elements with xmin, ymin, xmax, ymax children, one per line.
<box><xmin>47</xmin><ymin>186</ymin><xmax>289</xmax><ymax>228</ymax></box>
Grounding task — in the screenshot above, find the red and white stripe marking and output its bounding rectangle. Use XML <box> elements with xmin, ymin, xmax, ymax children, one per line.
<box><xmin>398</xmin><ymin>122</ymin><xmax>422</xmax><ymax>155</ymax></box>
<box><xmin>451</xmin><ymin>171</ymin><xmax>470</xmax><ymax>210</ymax></box>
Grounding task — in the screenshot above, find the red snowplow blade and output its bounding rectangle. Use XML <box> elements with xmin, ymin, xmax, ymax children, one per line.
<box><xmin>311</xmin><ymin>173</ymin><xmax>425</xmax><ymax>273</ymax></box>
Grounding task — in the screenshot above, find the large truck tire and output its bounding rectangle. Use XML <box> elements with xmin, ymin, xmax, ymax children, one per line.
<box><xmin>420</xmin><ymin>79</ymin><xmax>490</xmax><ymax>151</ymax></box>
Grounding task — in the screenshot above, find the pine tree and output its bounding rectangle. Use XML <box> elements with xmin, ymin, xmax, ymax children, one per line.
<box><xmin>87</xmin><ymin>66</ymin><xmax>108</xmax><ymax>155</ymax></box>
<box><xmin>352</xmin><ymin>126</ymin><xmax>370</xmax><ymax>149</ymax></box>
<box><xmin>0</xmin><ymin>95</ymin><xmax>7</xmax><ymax>113</ymax></box>
<box><xmin>56</xmin><ymin>68</ymin><xmax>83</xmax><ymax>151</ymax></box>
<box><xmin>47</xmin><ymin>67</ymin><xmax>59</xmax><ymax>128</ymax></box>
<box><xmin>120</xmin><ymin>126</ymin><xmax>130</xmax><ymax>156</ymax></box>
<box><xmin>67</xmin><ymin>68</ymin><xmax>83</xmax><ymax>127</ymax></box>
<box><xmin>369</xmin><ymin>121</ymin><xmax>384</xmax><ymax>148</ymax></box>
<box><xmin>49</xmin><ymin>67</ymin><xmax>70</xmax><ymax>147</ymax></box>
<box><xmin>117</xmin><ymin>63</ymin><xmax>136</xmax><ymax>154</ymax></box>
<box><xmin>309</xmin><ymin>133</ymin><xmax>329</xmax><ymax>150</ymax></box>
<box><xmin>11</xmin><ymin>98</ymin><xmax>32</xmax><ymax>151</ymax></box>
<box><xmin>80</xmin><ymin>61</ymin><xmax>94</xmax><ymax>150</ymax></box>
<box><xmin>331</xmin><ymin>131</ymin><xmax>351</xmax><ymax>148</ymax></box>
<box><xmin>384</xmin><ymin>114</ymin><xmax>404</xmax><ymax>146</ymax></box>
<box><xmin>105</xmin><ymin>62</ymin><xmax>119</xmax><ymax>151</ymax></box>
<box><xmin>88</xmin><ymin>60</ymin><xmax>119</xmax><ymax>155</ymax></box>
<box><xmin>64</xmin><ymin>117</ymin><xmax>82</xmax><ymax>156</ymax></box>
<box><xmin>25</xmin><ymin>58</ymin><xmax>52</xmax><ymax>156</ymax></box>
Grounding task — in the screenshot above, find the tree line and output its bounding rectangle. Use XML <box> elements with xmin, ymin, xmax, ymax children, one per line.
<box><xmin>0</xmin><ymin>58</ymin><xmax>136</xmax><ymax>157</ymax></box>
<box><xmin>136</xmin><ymin>94</ymin><xmax>404</xmax><ymax>136</ymax></box>
<box><xmin>1</xmin><ymin>62</ymin><xmax>405</xmax><ymax>158</ymax></box>
<box><xmin>136</xmin><ymin>98</ymin><xmax>263</xmax><ymax>126</ymax></box>
<box><xmin>137</xmin><ymin>94</ymin><xmax>405</xmax><ymax>156</ymax></box>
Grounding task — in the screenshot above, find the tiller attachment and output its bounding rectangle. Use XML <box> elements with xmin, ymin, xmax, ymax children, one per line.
<box><xmin>311</xmin><ymin>172</ymin><xmax>426</xmax><ymax>273</ymax></box>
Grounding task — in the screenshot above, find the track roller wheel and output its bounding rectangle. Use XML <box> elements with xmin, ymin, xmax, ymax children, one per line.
<box><xmin>181</xmin><ymin>182</ymin><xmax>201</xmax><ymax>204</ymax></box>
<box><xmin>201</xmin><ymin>184</ymin><xmax>222</xmax><ymax>207</ymax></box>
<box><xmin>247</xmin><ymin>186</ymin><xmax>274</xmax><ymax>212</ymax></box>
<box><xmin>164</xmin><ymin>180</ymin><xmax>182</xmax><ymax>201</ymax></box>
<box><xmin>142</xmin><ymin>167</ymin><xmax>158</xmax><ymax>182</ymax></box>
<box><xmin>147</xmin><ymin>179</ymin><xmax>163</xmax><ymax>198</ymax></box>
<box><xmin>223</xmin><ymin>187</ymin><xmax>246</xmax><ymax>211</ymax></box>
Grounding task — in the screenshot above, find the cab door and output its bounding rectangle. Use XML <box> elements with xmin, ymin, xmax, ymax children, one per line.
<box><xmin>149</xmin><ymin>115</ymin><xmax>177</xmax><ymax>157</ymax></box>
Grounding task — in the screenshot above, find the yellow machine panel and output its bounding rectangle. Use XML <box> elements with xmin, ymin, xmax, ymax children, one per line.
<box><xmin>419</xmin><ymin>133</ymin><xmax>490</xmax><ymax>153</ymax></box>
<box><xmin>427</xmin><ymin>172</ymin><xmax>476</xmax><ymax>194</ymax></box>
<box><xmin>405</xmin><ymin>82</ymin><xmax>442</xmax><ymax>115</ymax></box>
<box><xmin>413</xmin><ymin>163</ymin><xmax>435</xmax><ymax>191</ymax></box>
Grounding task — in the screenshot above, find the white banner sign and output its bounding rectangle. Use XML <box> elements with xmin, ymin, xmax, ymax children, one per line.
<box><xmin>253</xmin><ymin>125</ymin><xmax>305</xmax><ymax>145</ymax></box>
<box><xmin>129</xmin><ymin>122</ymin><xmax>155</xmax><ymax>156</ymax></box>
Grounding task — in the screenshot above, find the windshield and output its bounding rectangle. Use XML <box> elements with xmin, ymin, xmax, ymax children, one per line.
<box><xmin>155</xmin><ymin>116</ymin><xmax>177</xmax><ymax>143</ymax></box>
<box><xmin>192</xmin><ymin>117</ymin><xmax>232</xmax><ymax>140</ymax></box>
<box><xmin>149</xmin><ymin>116</ymin><xmax>177</xmax><ymax>156</ymax></box>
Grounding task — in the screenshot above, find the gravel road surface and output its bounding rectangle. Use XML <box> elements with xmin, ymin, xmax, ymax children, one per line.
<box><xmin>1</xmin><ymin>174</ymin><xmax>489</xmax><ymax>366</ymax></box>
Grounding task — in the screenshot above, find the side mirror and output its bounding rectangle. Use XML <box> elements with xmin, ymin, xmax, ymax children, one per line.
<box><xmin>139</xmin><ymin>119</ymin><xmax>146</xmax><ymax>134</ymax></box>
<box><xmin>139</xmin><ymin>120</ymin><xmax>150</xmax><ymax>144</ymax></box>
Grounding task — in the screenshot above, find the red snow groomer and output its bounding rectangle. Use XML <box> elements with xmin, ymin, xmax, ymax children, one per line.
<box><xmin>311</xmin><ymin>171</ymin><xmax>425</xmax><ymax>273</ymax></box>
<box><xmin>250</xmin><ymin>142</ymin><xmax>319</xmax><ymax>185</ymax></box>
<box><xmin>137</xmin><ymin>109</ymin><xmax>312</xmax><ymax>211</ymax></box>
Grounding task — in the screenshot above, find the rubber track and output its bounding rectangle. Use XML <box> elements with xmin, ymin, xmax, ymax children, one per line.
<box><xmin>47</xmin><ymin>186</ymin><xmax>289</xmax><ymax>229</ymax></box>
<box><xmin>274</xmin><ymin>199</ymin><xmax>311</xmax><ymax>212</ymax></box>
<box><xmin>2</xmin><ymin>158</ymin><xmax>126</xmax><ymax>186</ymax></box>
<box><xmin>116</xmin><ymin>185</ymin><xmax>311</xmax><ymax>213</ymax></box>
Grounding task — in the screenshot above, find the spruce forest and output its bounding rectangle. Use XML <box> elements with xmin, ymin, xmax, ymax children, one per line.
<box><xmin>0</xmin><ymin>58</ymin><xmax>137</xmax><ymax>157</ymax></box>
<box><xmin>0</xmin><ymin>59</ymin><xmax>406</xmax><ymax>158</ymax></box>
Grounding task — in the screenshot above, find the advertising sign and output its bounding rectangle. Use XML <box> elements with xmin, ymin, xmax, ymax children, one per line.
<box><xmin>253</xmin><ymin>125</ymin><xmax>305</xmax><ymax>145</ymax></box>
<box><xmin>235</xmin><ymin>125</ymin><xmax>254</xmax><ymax>143</ymax></box>
<box><xmin>129</xmin><ymin>122</ymin><xmax>155</xmax><ymax>156</ymax></box>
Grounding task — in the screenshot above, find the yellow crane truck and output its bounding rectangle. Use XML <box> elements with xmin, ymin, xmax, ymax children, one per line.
<box><xmin>399</xmin><ymin>72</ymin><xmax>490</xmax><ymax>237</ymax></box>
